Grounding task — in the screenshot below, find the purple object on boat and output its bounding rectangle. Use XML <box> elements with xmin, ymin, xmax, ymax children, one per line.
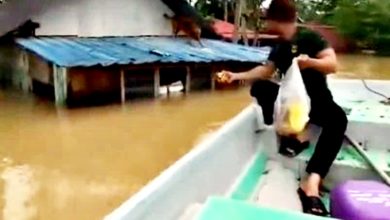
<box><xmin>330</xmin><ymin>181</ymin><xmax>390</xmax><ymax>220</ymax></box>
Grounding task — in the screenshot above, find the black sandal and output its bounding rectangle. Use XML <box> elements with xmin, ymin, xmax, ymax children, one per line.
<box><xmin>297</xmin><ymin>188</ymin><xmax>329</xmax><ymax>216</ymax></box>
<box><xmin>279</xmin><ymin>137</ymin><xmax>310</xmax><ymax>158</ymax></box>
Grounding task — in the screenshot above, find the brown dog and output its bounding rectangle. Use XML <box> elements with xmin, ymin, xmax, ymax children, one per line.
<box><xmin>164</xmin><ymin>13</ymin><xmax>203</xmax><ymax>46</ymax></box>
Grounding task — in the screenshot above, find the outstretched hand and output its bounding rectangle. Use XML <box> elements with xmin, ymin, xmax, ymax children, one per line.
<box><xmin>216</xmin><ymin>70</ymin><xmax>238</xmax><ymax>84</ymax></box>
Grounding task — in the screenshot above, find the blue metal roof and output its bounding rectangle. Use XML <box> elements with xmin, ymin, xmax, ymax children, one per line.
<box><xmin>16</xmin><ymin>37</ymin><xmax>271</xmax><ymax>67</ymax></box>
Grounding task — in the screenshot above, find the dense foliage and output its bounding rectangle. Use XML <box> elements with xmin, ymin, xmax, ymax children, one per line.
<box><xmin>295</xmin><ymin>0</ymin><xmax>337</xmax><ymax>23</ymax></box>
<box><xmin>330</xmin><ymin>0</ymin><xmax>390</xmax><ymax>54</ymax></box>
<box><xmin>297</xmin><ymin>0</ymin><xmax>390</xmax><ymax>54</ymax></box>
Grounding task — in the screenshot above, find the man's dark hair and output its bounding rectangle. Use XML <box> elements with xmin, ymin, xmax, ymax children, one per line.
<box><xmin>267</xmin><ymin>0</ymin><xmax>297</xmax><ymax>22</ymax></box>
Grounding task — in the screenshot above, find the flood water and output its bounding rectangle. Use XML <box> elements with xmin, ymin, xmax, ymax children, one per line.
<box><xmin>336</xmin><ymin>54</ymin><xmax>390</xmax><ymax>80</ymax></box>
<box><xmin>0</xmin><ymin>54</ymin><xmax>389</xmax><ymax>220</ymax></box>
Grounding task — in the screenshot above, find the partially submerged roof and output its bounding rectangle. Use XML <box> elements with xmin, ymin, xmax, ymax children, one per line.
<box><xmin>16</xmin><ymin>37</ymin><xmax>270</xmax><ymax>67</ymax></box>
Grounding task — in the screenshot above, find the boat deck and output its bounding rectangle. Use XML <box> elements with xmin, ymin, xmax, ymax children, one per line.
<box><xmin>194</xmin><ymin>100</ymin><xmax>390</xmax><ymax>220</ymax></box>
<box><xmin>336</xmin><ymin>100</ymin><xmax>390</xmax><ymax>173</ymax></box>
<box><xmin>341</xmin><ymin>100</ymin><xmax>390</xmax><ymax>124</ymax></box>
<box><xmin>298</xmin><ymin>143</ymin><xmax>390</xmax><ymax>175</ymax></box>
<box><xmin>192</xmin><ymin>154</ymin><xmax>332</xmax><ymax>219</ymax></box>
<box><xmin>195</xmin><ymin>148</ymin><xmax>389</xmax><ymax>220</ymax></box>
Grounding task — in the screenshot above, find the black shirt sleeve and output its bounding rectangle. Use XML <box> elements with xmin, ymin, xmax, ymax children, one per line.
<box><xmin>298</xmin><ymin>29</ymin><xmax>329</xmax><ymax>57</ymax></box>
<box><xmin>267</xmin><ymin>44</ymin><xmax>281</xmax><ymax>66</ymax></box>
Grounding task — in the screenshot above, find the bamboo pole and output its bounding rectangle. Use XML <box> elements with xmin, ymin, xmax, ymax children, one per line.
<box><xmin>345</xmin><ymin>134</ymin><xmax>390</xmax><ymax>186</ymax></box>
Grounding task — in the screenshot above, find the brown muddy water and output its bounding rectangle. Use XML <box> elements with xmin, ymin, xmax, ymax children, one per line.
<box><xmin>0</xmin><ymin>54</ymin><xmax>389</xmax><ymax>220</ymax></box>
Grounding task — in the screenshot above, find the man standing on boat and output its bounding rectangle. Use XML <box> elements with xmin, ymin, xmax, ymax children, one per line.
<box><xmin>220</xmin><ymin>0</ymin><xmax>348</xmax><ymax>216</ymax></box>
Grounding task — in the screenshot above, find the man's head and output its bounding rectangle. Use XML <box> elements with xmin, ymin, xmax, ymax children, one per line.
<box><xmin>265</xmin><ymin>0</ymin><xmax>297</xmax><ymax>40</ymax></box>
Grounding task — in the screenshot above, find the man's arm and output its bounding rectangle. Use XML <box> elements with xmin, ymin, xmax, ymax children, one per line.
<box><xmin>222</xmin><ymin>62</ymin><xmax>276</xmax><ymax>83</ymax></box>
<box><xmin>298</xmin><ymin>48</ymin><xmax>338</xmax><ymax>75</ymax></box>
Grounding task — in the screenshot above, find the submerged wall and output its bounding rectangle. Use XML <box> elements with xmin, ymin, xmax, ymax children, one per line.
<box><xmin>0</xmin><ymin>45</ymin><xmax>30</xmax><ymax>90</ymax></box>
<box><xmin>68</xmin><ymin>67</ymin><xmax>121</xmax><ymax>104</ymax></box>
<box><xmin>0</xmin><ymin>0</ymin><xmax>174</xmax><ymax>37</ymax></box>
<box><xmin>0</xmin><ymin>46</ymin><xmax>121</xmax><ymax>104</ymax></box>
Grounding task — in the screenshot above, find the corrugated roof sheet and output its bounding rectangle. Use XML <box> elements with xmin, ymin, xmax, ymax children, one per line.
<box><xmin>16</xmin><ymin>36</ymin><xmax>271</xmax><ymax>67</ymax></box>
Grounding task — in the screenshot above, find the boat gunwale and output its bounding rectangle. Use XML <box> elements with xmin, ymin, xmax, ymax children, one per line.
<box><xmin>104</xmin><ymin>106</ymin><xmax>257</xmax><ymax>220</ymax></box>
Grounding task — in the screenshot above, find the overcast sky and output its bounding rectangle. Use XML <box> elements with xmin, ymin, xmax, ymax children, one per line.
<box><xmin>262</xmin><ymin>0</ymin><xmax>272</xmax><ymax>8</ymax></box>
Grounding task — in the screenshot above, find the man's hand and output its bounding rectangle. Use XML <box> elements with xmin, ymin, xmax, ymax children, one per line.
<box><xmin>217</xmin><ymin>70</ymin><xmax>239</xmax><ymax>84</ymax></box>
<box><xmin>297</xmin><ymin>54</ymin><xmax>313</xmax><ymax>70</ymax></box>
<box><xmin>217</xmin><ymin>63</ymin><xmax>275</xmax><ymax>83</ymax></box>
<box><xmin>297</xmin><ymin>48</ymin><xmax>338</xmax><ymax>74</ymax></box>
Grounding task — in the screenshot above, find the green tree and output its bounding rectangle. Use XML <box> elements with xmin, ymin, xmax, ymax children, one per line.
<box><xmin>194</xmin><ymin>0</ymin><xmax>235</xmax><ymax>20</ymax></box>
<box><xmin>296</xmin><ymin>0</ymin><xmax>338</xmax><ymax>23</ymax></box>
<box><xmin>331</xmin><ymin>0</ymin><xmax>390</xmax><ymax>54</ymax></box>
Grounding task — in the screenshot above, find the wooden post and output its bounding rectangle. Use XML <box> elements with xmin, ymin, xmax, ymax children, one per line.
<box><xmin>233</xmin><ymin>0</ymin><xmax>242</xmax><ymax>44</ymax></box>
<box><xmin>120</xmin><ymin>69</ymin><xmax>125</xmax><ymax>104</ymax></box>
<box><xmin>154</xmin><ymin>68</ymin><xmax>160</xmax><ymax>98</ymax></box>
<box><xmin>166</xmin><ymin>86</ymin><xmax>170</xmax><ymax>96</ymax></box>
<box><xmin>241</xmin><ymin>0</ymin><xmax>249</xmax><ymax>46</ymax></box>
<box><xmin>53</xmin><ymin>64</ymin><xmax>68</xmax><ymax>106</ymax></box>
<box><xmin>253</xmin><ymin>30</ymin><xmax>259</xmax><ymax>47</ymax></box>
<box><xmin>211</xmin><ymin>67</ymin><xmax>216</xmax><ymax>91</ymax></box>
<box><xmin>224</xmin><ymin>1</ymin><xmax>228</xmax><ymax>21</ymax></box>
<box><xmin>185</xmin><ymin>66</ymin><xmax>191</xmax><ymax>93</ymax></box>
<box><xmin>21</xmin><ymin>50</ymin><xmax>32</xmax><ymax>93</ymax></box>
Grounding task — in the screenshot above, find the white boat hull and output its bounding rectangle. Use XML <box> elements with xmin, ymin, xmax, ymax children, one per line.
<box><xmin>105</xmin><ymin>79</ymin><xmax>390</xmax><ymax>220</ymax></box>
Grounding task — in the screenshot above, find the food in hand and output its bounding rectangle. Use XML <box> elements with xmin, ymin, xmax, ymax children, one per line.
<box><xmin>216</xmin><ymin>71</ymin><xmax>230</xmax><ymax>83</ymax></box>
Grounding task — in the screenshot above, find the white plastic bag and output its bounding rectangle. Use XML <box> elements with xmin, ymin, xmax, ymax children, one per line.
<box><xmin>274</xmin><ymin>58</ymin><xmax>311</xmax><ymax>136</ymax></box>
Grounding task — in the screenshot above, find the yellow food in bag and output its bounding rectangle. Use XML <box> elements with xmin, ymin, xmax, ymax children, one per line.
<box><xmin>277</xmin><ymin>101</ymin><xmax>307</xmax><ymax>136</ymax></box>
<box><xmin>287</xmin><ymin>102</ymin><xmax>307</xmax><ymax>133</ymax></box>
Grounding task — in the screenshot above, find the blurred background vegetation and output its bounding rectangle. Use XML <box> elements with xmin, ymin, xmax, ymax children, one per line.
<box><xmin>192</xmin><ymin>0</ymin><xmax>390</xmax><ymax>55</ymax></box>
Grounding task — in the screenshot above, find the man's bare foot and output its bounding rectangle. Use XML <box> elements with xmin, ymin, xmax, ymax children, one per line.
<box><xmin>298</xmin><ymin>173</ymin><xmax>328</xmax><ymax>215</ymax></box>
<box><xmin>296</xmin><ymin>128</ymin><xmax>310</xmax><ymax>143</ymax></box>
<box><xmin>300</xmin><ymin>173</ymin><xmax>321</xmax><ymax>197</ymax></box>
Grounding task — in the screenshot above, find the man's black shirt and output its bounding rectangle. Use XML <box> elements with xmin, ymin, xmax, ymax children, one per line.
<box><xmin>267</xmin><ymin>27</ymin><xmax>334</xmax><ymax>104</ymax></box>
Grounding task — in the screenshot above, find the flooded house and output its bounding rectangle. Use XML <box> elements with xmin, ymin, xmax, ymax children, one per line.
<box><xmin>0</xmin><ymin>0</ymin><xmax>269</xmax><ymax>107</ymax></box>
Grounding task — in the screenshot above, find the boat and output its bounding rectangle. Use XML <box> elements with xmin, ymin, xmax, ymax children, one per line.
<box><xmin>104</xmin><ymin>79</ymin><xmax>390</xmax><ymax>220</ymax></box>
